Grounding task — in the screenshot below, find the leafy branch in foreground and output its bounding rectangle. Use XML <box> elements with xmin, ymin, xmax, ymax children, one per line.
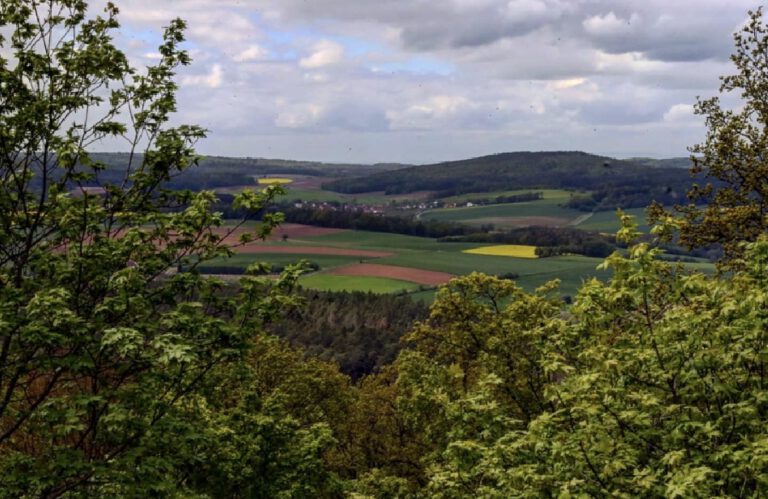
<box><xmin>0</xmin><ymin>1</ymin><xmax>293</xmax><ymax>495</ymax></box>
<box><xmin>652</xmin><ymin>7</ymin><xmax>768</xmax><ymax>264</ymax></box>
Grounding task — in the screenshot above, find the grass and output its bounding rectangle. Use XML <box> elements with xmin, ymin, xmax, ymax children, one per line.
<box><xmin>575</xmin><ymin>208</ymin><xmax>650</xmax><ymax>232</ymax></box>
<box><xmin>277</xmin><ymin>187</ymin><xmax>433</xmax><ymax>205</ymax></box>
<box><xmin>306</xmin><ymin>230</ymin><xmax>476</xmax><ymax>252</ymax></box>
<box><xmin>422</xmin><ymin>198</ymin><xmax>583</xmax><ymax>227</ymax></box>
<box><xmin>299</xmin><ymin>274</ymin><xmax>419</xmax><ymax>293</ymax></box>
<box><xmin>463</xmin><ymin>245</ymin><xmax>539</xmax><ymax>258</ymax></box>
<box><xmin>377</xmin><ymin>251</ymin><xmax>607</xmax><ymax>286</ymax></box>
<box><xmin>441</xmin><ymin>189</ymin><xmax>575</xmax><ymax>204</ymax></box>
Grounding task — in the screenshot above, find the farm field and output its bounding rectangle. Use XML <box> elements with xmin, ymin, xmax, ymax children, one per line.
<box><xmin>441</xmin><ymin>188</ymin><xmax>574</xmax><ymax>204</ymax></box>
<box><xmin>422</xmin><ymin>198</ymin><xmax>584</xmax><ymax>228</ymax></box>
<box><xmin>464</xmin><ymin>245</ymin><xmax>539</xmax><ymax>258</ymax></box>
<box><xmin>212</xmin><ymin>226</ymin><xmax>613</xmax><ymax>297</ymax></box>
<box><xmin>299</xmin><ymin>274</ymin><xmax>420</xmax><ymax>293</ymax></box>
<box><xmin>330</xmin><ymin>263</ymin><xmax>454</xmax><ymax>286</ymax></box>
<box><xmin>576</xmin><ymin>208</ymin><xmax>650</xmax><ymax>232</ymax></box>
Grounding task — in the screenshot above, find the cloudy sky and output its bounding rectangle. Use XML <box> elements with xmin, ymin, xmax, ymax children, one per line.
<box><xmin>106</xmin><ymin>0</ymin><xmax>759</xmax><ymax>163</ymax></box>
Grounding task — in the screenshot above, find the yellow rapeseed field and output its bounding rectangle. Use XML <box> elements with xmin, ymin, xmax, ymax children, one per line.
<box><xmin>463</xmin><ymin>245</ymin><xmax>539</xmax><ymax>258</ymax></box>
<box><xmin>257</xmin><ymin>177</ymin><xmax>294</xmax><ymax>185</ymax></box>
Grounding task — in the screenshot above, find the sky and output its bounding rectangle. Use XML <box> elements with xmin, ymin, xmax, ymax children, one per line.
<box><xmin>102</xmin><ymin>0</ymin><xmax>761</xmax><ymax>164</ymax></box>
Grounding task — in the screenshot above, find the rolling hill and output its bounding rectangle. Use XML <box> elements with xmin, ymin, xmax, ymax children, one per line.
<box><xmin>321</xmin><ymin>151</ymin><xmax>696</xmax><ymax>209</ymax></box>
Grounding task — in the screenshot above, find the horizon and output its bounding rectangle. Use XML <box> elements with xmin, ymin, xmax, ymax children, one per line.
<box><xmin>94</xmin><ymin>148</ymin><xmax>692</xmax><ymax>166</ymax></box>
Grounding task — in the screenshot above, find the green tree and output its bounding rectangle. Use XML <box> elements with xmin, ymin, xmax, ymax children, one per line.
<box><xmin>0</xmin><ymin>1</ymin><xmax>290</xmax><ymax>495</ymax></box>
<box><xmin>380</xmin><ymin>217</ymin><xmax>768</xmax><ymax>497</ymax></box>
<box><xmin>653</xmin><ymin>7</ymin><xmax>768</xmax><ymax>262</ymax></box>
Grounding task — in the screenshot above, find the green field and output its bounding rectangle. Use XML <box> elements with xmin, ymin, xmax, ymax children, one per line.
<box><xmin>422</xmin><ymin>197</ymin><xmax>583</xmax><ymax>228</ymax></box>
<box><xmin>575</xmin><ymin>208</ymin><xmax>651</xmax><ymax>232</ymax></box>
<box><xmin>376</xmin><ymin>251</ymin><xmax>607</xmax><ymax>296</ymax></box>
<box><xmin>277</xmin><ymin>187</ymin><xmax>432</xmax><ymax>205</ymax></box>
<box><xmin>308</xmin><ymin>230</ymin><xmax>476</xmax><ymax>252</ymax></box>
<box><xmin>441</xmin><ymin>188</ymin><xmax>575</xmax><ymax>204</ymax></box>
<box><xmin>299</xmin><ymin>274</ymin><xmax>419</xmax><ymax>293</ymax></box>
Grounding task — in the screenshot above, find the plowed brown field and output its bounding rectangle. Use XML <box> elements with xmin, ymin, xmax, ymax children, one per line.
<box><xmin>330</xmin><ymin>263</ymin><xmax>454</xmax><ymax>286</ymax></box>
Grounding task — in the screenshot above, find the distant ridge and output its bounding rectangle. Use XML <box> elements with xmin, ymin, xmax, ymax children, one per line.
<box><xmin>322</xmin><ymin>150</ymin><xmax>695</xmax><ymax>200</ymax></box>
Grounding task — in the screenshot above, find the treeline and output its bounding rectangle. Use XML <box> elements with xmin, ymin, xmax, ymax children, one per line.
<box><xmin>566</xmin><ymin>185</ymin><xmax>686</xmax><ymax>211</ymax></box>
<box><xmin>441</xmin><ymin>191</ymin><xmax>543</xmax><ymax>205</ymax></box>
<box><xmin>196</xmin><ymin>261</ymin><xmax>321</xmax><ymax>275</ymax></box>
<box><xmin>276</xmin><ymin>205</ymin><xmax>476</xmax><ymax>238</ymax></box>
<box><xmin>267</xmin><ymin>290</ymin><xmax>429</xmax><ymax>380</ymax></box>
<box><xmin>440</xmin><ymin>226</ymin><xmax>616</xmax><ymax>258</ymax></box>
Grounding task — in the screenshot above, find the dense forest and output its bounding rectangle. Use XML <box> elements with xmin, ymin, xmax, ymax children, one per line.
<box><xmin>267</xmin><ymin>290</ymin><xmax>428</xmax><ymax>380</ymax></box>
<box><xmin>3</xmin><ymin>2</ymin><xmax>768</xmax><ymax>498</ymax></box>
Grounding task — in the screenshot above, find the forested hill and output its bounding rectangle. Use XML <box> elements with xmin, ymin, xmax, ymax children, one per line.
<box><xmin>76</xmin><ymin>152</ymin><xmax>411</xmax><ymax>190</ymax></box>
<box><xmin>322</xmin><ymin>151</ymin><xmax>696</xmax><ymax>199</ymax></box>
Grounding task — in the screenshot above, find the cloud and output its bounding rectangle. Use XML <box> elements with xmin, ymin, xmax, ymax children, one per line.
<box><xmin>583</xmin><ymin>12</ymin><xmax>641</xmax><ymax>37</ymax></box>
<box><xmin>88</xmin><ymin>0</ymin><xmax>756</xmax><ymax>162</ymax></box>
<box><xmin>663</xmin><ymin>103</ymin><xmax>698</xmax><ymax>123</ymax></box>
<box><xmin>275</xmin><ymin>103</ymin><xmax>324</xmax><ymax>128</ymax></box>
<box><xmin>182</xmin><ymin>64</ymin><xmax>223</xmax><ymax>88</ymax></box>
<box><xmin>299</xmin><ymin>40</ymin><xmax>345</xmax><ymax>68</ymax></box>
<box><xmin>233</xmin><ymin>45</ymin><xmax>270</xmax><ymax>62</ymax></box>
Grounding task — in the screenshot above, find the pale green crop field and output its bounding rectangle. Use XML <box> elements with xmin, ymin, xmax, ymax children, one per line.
<box><xmin>299</xmin><ymin>274</ymin><xmax>420</xmax><ymax>293</ymax></box>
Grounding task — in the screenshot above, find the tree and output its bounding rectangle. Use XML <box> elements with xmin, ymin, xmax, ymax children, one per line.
<box><xmin>379</xmin><ymin>217</ymin><xmax>768</xmax><ymax>496</ymax></box>
<box><xmin>0</xmin><ymin>1</ymin><xmax>291</xmax><ymax>495</ymax></box>
<box><xmin>653</xmin><ymin>7</ymin><xmax>768</xmax><ymax>262</ymax></box>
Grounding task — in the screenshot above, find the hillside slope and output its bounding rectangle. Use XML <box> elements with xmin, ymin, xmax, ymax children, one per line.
<box><xmin>322</xmin><ymin>151</ymin><xmax>695</xmax><ymax>205</ymax></box>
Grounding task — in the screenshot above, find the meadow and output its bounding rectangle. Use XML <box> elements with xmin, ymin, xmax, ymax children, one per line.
<box><xmin>421</xmin><ymin>191</ymin><xmax>584</xmax><ymax>228</ymax></box>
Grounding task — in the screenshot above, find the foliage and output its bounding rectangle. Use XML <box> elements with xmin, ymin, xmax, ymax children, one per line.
<box><xmin>652</xmin><ymin>8</ymin><xmax>768</xmax><ymax>262</ymax></box>
<box><xmin>267</xmin><ymin>290</ymin><xmax>428</xmax><ymax>380</ymax></box>
<box><xmin>0</xmin><ymin>1</ymin><xmax>292</xmax><ymax>494</ymax></box>
<box><xmin>375</xmin><ymin>217</ymin><xmax>768</xmax><ymax>496</ymax></box>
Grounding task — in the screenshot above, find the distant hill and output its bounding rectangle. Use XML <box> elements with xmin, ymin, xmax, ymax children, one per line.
<box><xmin>322</xmin><ymin>151</ymin><xmax>699</xmax><ymax>210</ymax></box>
<box><xmin>626</xmin><ymin>157</ymin><xmax>693</xmax><ymax>169</ymax></box>
<box><xmin>71</xmin><ymin>153</ymin><xmax>409</xmax><ymax>191</ymax></box>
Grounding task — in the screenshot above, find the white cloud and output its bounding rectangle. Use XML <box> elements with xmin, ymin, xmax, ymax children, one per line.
<box><xmin>583</xmin><ymin>12</ymin><xmax>641</xmax><ymax>36</ymax></box>
<box><xmin>182</xmin><ymin>64</ymin><xmax>223</xmax><ymax>88</ymax></box>
<box><xmin>299</xmin><ymin>40</ymin><xmax>345</xmax><ymax>68</ymax></box>
<box><xmin>387</xmin><ymin>96</ymin><xmax>475</xmax><ymax>129</ymax></box>
<box><xmin>663</xmin><ymin>103</ymin><xmax>697</xmax><ymax>123</ymax></box>
<box><xmin>275</xmin><ymin>104</ymin><xmax>324</xmax><ymax>128</ymax></box>
<box><xmin>233</xmin><ymin>45</ymin><xmax>270</xmax><ymax>62</ymax></box>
